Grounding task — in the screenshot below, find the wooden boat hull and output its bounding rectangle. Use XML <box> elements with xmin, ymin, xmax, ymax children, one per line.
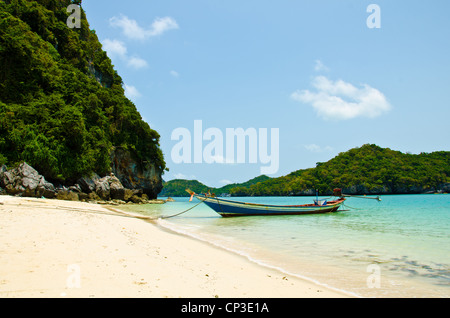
<box><xmin>197</xmin><ymin>195</ymin><xmax>346</xmax><ymax>217</ymax></box>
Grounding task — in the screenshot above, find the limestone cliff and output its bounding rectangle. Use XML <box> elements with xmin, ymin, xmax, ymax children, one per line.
<box><xmin>110</xmin><ymin>148</ymin><xmax>163</xmax><ymax>199</ymax></box>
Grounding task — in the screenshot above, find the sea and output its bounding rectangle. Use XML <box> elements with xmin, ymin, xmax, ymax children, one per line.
<box><xmin>118</xmin><ymin>194</ymin><xmax>450</xmax><ymax>298</ymax></box>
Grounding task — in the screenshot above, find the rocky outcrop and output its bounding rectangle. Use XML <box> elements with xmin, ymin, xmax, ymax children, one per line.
<box><xmin>0</xmin><ymin>163</ymin><xmax>56</xmax><ymax>198</ymax></box>
<box><xmin>110</xmin><ymin>148</ymin><xmax>163</xmax><ymax>199</ymax></box>
<box><xmin>92</xmin><ymin>174</ymin><xmax>127</xmax><ymax>201</ymax></box>
<box><xmin>77</xmin><ymin>173</ymin><xmax>100</xmax><ymax>194</ymax></box>
<box><xmin>0</xmin><ymin>162</ymin><xmax>163</xmax><ymax>204</ymax></box>
<box><xmin>440</xmin><ymin>183</ymin><xmax>450</xmax><ymax>192</ymax></box>
<box><xmin>108</xmin><ymin>175</ymin><xmax>127</xmax><ymax>200</ymax></box>
<box><xmin>77</xmin><ymin>172</ymin><xmax>129</xmax><ymax>201</ymax></box>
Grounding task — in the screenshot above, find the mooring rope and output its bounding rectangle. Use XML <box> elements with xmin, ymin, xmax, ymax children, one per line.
<box><xmin>108</xmin><ymin>197</ymin><xmax>207</xmax><ymax>220</ymax></box>
<box><xmin>342</xmin><ymin>202</ymin><xmax>363</xmax><ymax>210</ymax></box>
<box><xmin>157</xmin><ymin>197</ymin><xmax>206</xmax><ymax>219</ymax></box>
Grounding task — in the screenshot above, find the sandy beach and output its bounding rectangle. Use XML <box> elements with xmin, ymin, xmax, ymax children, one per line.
<box><xmin>0</xmin><ymin>195</ymin><xmax>349</xmax><ymax>298</ymax></box>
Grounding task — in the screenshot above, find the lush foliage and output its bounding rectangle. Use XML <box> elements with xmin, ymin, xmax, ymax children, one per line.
<box><xmin>160</xmin><ymin>179</ymin><xmax>212</xmax><ymax>197</ymax></box>
<box><xmin>220</xmin><ymin>175</ymin><xmax>271</xmax><ymax>196</ymax></box>
<box><xmin>233</xmin><ymin>144</ymin><xmax>450</xmax><ymax>196</ymax></box>
<box><xmin>162</xmin><ymin>145</ymin><xmax>450</xmax><ymax>196</ymax></box>
<box><xmin>161</xmin><ymin>175</ymin><xmax>271</xmax><ymax>197</ymax></box>
<box><xmin>0</xmin><ymin>0</ymin><xmax>165</xmax><ymax>183</ymax></box>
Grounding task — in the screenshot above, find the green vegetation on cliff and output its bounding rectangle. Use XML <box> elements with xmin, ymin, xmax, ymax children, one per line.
<box><xmin>242</xmin><ymin>144</ymin><xmax>449</xmax><ymax>196</ymax></box>
<box><xmin>0</xmin><ymin>0</ymin><xmax>165</xmax><ymax>183</ymax></box>
<box><xmin>161</xmin><ymin>175</ymin><xmax>271</xmax><ymax>197</ymax></box>
<box><xmin>163</xmin><ymin>145</ymin><xmax>450</xmax><ymax>196</ymax></box>
<box><xmin>160</xmin><ymin>179</ymin><xmax>211</xmax><ymax>197</ymax></box>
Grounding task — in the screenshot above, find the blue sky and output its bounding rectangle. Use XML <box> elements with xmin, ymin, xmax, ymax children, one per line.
<box><xmin>83</xmin><ymin>0</ymin><xmax>450</xmax><ymax>188</ymax></box>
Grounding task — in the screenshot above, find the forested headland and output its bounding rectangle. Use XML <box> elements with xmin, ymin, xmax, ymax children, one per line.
<box><xmin>0</xmin><ymin>0</ymin><xmax>166</xmax><ymax>200</ymax></box>
<box><xmin>162</xmin><ymin>144</ymin><xmax>450</xmax><ymax>197</ymax></box>
<box><xmin>0</xmin><ymin>0</ymin><xmax>165</xmax><ymax>186</ymax></box>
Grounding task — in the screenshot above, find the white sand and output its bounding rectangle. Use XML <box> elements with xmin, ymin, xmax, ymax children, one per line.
<box><xmin>0</xmin><ymin>195</ymin><xmax>349</xmax><ymax>298</ymax></box>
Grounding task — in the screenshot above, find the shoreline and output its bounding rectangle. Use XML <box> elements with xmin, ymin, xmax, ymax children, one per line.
<box><xmin>0</xmin><ymin>195</ymin><xmax>350</xmax><ymax>298</ymax></box>
<box><xmin>154</xmin><ymin>218</ymin><xmax>360</xmax><ymax>298</ymax></box>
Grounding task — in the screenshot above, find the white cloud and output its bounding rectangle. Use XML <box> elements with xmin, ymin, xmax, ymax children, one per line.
<box><xmin>110</xmin><ymin>15</ymin><xmax>144</xmax><ymax>40</ymax></box>
<box><xmin>291</xmin><ymin>76</ymin><xmax>391</xmax><ymax>121</ymax></box>
<box><xmin>150</xmin><ymin>17</ymin><xmax>179</xmax><ymax>37</ymax></box>
<box><xmin>219</xmin><ymin>179</ymin><xmax>234</xmax><ymax>185</ymax></box>
<box><xmin>127</xmin><ymin>56</ymin><xmax>148</xmax><ymax>69</ymax></box>
<box><xmin>124</xmin><ymin>84</ymin><xmax>141</xmax><ymax>101</ymax></box>
<box><xmin>314</xmin><ymin>59</ymin><xmax>329</xmax><ymax>72</ymax></box>
<box><xmin>102</xmin><ymin>39</ymin><xmax>127</xmax><ymax>58</ymax></box>
<box><xmin>170</xmin><ymin>70</ymin><xmax>179</xmax><ymax>78</ymax></box>
<box><xmin>104</xmin><ymin>15</ymin><xmax>178</xmax><ymax>70</ymax></box>
<box><xmin>110</xmin><ymin>15</ymin><xmax>179</xmax><ymax>40</ymax></box>
<box><xmin>304</xmin><ymin>144</ymin><xmax>333</xmax><ymax>153</ymax></box>
<box><xmin>172</xmin><ymin>173</ymin><xmax>197</xmax><ymax>180</ymax></box>
<box><xmin>102</xmin><ymin>39</ymin><xmax>148</xmax><ymax>70</ymax></box>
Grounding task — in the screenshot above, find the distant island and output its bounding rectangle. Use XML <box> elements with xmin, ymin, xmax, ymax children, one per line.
<box><xmin>161</xmin><ymin>144</ymin><xmax>450</xmax><ymax>197</ymax></box>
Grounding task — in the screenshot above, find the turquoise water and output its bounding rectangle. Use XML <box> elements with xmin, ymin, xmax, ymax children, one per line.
<box><xmin>119</xmin><ymin>194</ymin><xmax>450</xmax><ymax>298</ymax></box>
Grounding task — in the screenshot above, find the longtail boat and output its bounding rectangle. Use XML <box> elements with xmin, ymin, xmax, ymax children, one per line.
<box><xmin>186</xmin><ymin>189</ymin><xmax>346</xmax><ymax>217</ymax></box>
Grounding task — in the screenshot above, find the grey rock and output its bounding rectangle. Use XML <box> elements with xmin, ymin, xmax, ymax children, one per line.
<box><xmin>0</xmin><ymin>164</ymin><xmax>7</xmax><ymax>187</ymax></box>
<box><xmin>95</xmin><ymin>176</ymin><xmax>111</xmax><ymax>200</ymax></box>
<box><xmin>77</xmin><ymin>173</ymin><xmax>100</xmax><ymax>193</ymax></box>
<box><xmin>1</xmin><ymin>163</ymin><xmax>51</xmax><ymax>197</ymax></box>
<box><xmin>37</xmin><ymin>177</ymin><xmax>56</xmax><ymax>198</ymax></box>
<box><xmin>93</xmin><ymin>174</ymin><xmax>126</xmax><ymax>201</ymax></box>
<box><xmin>68</xmin><ymin>184</ymin><xmax>82</xmax><ymax>193</ymax></box>
<box><xmin>108</xmin><ymin>175</ymin><xmax>125</xmax><ymax>200</ymax></box>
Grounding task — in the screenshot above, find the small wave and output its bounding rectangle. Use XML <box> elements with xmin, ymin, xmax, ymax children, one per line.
<box><xmin>156</xmin><ymin>218</ymin><xmax>360</xmax><ymax>298</ymax></box>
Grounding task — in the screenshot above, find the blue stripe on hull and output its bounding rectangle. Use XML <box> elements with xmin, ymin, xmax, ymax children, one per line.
<box><xmin>200</xmin><ymin>196</ymin><xmax>344</xmax><ymax>217</ymax></box>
